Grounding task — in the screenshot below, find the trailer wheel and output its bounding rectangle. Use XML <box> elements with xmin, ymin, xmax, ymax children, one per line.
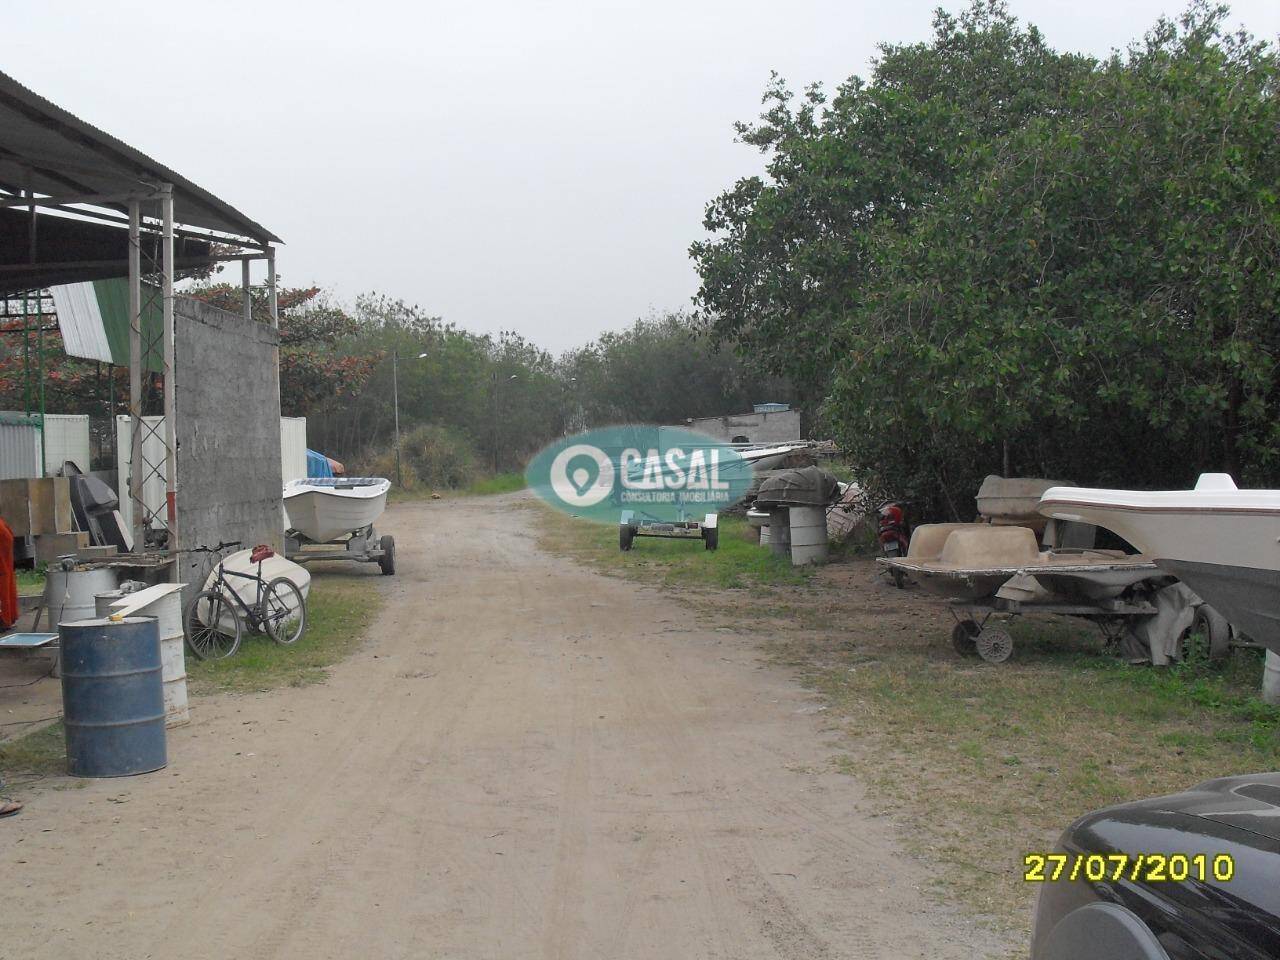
<box><xmin>1181</xmin><ymin>604</ymin><xmax>1230</xmax><ymax>667</ymax></box>
<box><xmin>378</xmin><ymin>535</ymin><xmax>396</xmax><ymax>576</ymax></box>
<box><xmin>619</xmin><ymin>525</ymin><xmax>635</xmax><ymax>552</ymax></box>
<box><xmin>951</xmin><ymin>620</ymin><xmax>980</xmax><ymax>657</ymax></box>
<box><xmin>702</xmin><ymin>526</ymin><xmax>719</xmax><ymax>551</ymax></box>
<box><xmin>976</xmin><ymin>626</ymin><xmax>1014</xmax><ymax>663</ymax></box>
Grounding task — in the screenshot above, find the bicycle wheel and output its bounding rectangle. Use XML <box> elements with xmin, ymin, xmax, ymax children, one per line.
<box><xmin>263</xmin><ymin>577</ymin><xmax>307</xmax><ymax>646</ymax></box>
<box><xmin>184</xmin><ymin>589</ymin><xmax>242</xmax><ymax>660</ymax></box>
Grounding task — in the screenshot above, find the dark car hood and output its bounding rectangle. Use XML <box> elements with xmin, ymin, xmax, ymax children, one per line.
<box><xmin>1052</xmin><ymin>773</ymin><xmax>1280</xmax><ymax>958</ymax></box>
<box><xmin>1110</xmin><ymin>773</ymin><xmax>1280</xmax><ymax>843</ymax></box>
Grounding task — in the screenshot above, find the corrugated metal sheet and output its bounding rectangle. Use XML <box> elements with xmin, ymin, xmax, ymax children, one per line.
<box><xmin>50</xmin><ymin>280</ymin><xmax>164</xmax><ymax>370</ymax></box>
<box><xmin>0</xmin><ymin>414</ymin><xmax>43</xmax><ymax>480</ymax></box>
<box><xmin>281</xmin><ymin>417</ymin><xmax>308</xmax><ymax>484</ymax></box>
<box><xmin>49</xmin><ymin>284</ymin><xmax>111</xmax><ymax>364</ymax></box>
<box><xmin>0</xmin><ymin>412</ymin><xmax>92</xmax><ymax>476</ymax></box>
<box><xmin>41</xmin><ymin>414</ymin><xmax>91</xmax><ymax>475</ymax></box>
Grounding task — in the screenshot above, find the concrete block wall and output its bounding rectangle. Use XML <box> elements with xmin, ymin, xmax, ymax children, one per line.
<box><xmin>680</xmin><ymin>409</ymin><xmax>802</xmax><ymax>445</ymax></box>
<box><xmin>173</xmin><ymin>296</ymin><xmax>282</xmax><ymax>591</ymax></box>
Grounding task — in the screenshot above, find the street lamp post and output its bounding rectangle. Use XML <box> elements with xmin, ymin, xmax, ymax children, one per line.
<box><xmin>490</xmin><ymin>372</ymin><xmax>518</xmax><ymax>474</ymax></box>
<box><xmin>393</xmin><ymin>350</ymin><xmax>429</xmax><ymax>488</ymax></box>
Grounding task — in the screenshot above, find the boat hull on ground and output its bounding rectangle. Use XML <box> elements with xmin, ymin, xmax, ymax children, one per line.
<box><xmin>197</xmin><ymin>549</ymin><xmax>311</xmax><ymax>635</ymax></box>
<box><xmin>1026</xmin><ymin>560</ymin><xmax>1163</xmax><ymax>601</ymax></box>
<box><xmin>1039</xmin><ymin>474</ymin><xmax>1280</xmax><ymax>653</ymax></box>
<box><xmin>1155</xmin><ymin>559</ymin><xmax>1280</xmax><ymax>653</ymax></box>
<box><xmin>886</xmin><ymin>562</ymin><xmax>1014</xmax><ymax>601</ymax></box>
<box><xmin>883</xmin><ymin>522</ymin><xmax>1161</xmax><ymax>602</ymax></box>
<box><xmin>882</xmin><ymin>556</ymin><xmax>1162</xmax><ymax>603</ymax></box>
<box><xmin>283</xmin><ymin>477</ymin><xmax>390</xmax><ymax>543</ymax></box>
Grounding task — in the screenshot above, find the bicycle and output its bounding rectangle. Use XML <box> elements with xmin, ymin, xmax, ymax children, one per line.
<box><xmin>183</xmin><ymin>541</ymin><xmax>307</xmax><ymax>660</ymax></box>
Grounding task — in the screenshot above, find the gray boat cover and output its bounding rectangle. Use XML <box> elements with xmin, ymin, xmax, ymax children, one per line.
<box><xmin>755</xmin><ymin>466</ymin><xmax>840</xmax><ymax>507</ymax></box>
<box><xmin>1124</xmin><ymin>581</ymin><xmax>1198</xmax><ymax>666</ymax></box>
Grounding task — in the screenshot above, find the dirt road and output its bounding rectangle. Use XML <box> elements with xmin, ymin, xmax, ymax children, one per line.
<box><xmin>2</xmin><ymin>495</ymin><xmax>1007</xmax><ymax>959</ymax></box>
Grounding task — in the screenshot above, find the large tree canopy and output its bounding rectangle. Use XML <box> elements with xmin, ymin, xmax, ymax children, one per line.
<box><xmin>561</xmin><ymin>312</ymin><xmax>789</xmax><ymax>427</ymax></box>
<box><xmin>692</xmin><ymin>1</ymin><xmax>1279</xmax><ymax>514</ymax></box>
<box><xmin>691</xmin><ymin>1</ymin><xmax>1094</xmax><ymax>402</ymax></box>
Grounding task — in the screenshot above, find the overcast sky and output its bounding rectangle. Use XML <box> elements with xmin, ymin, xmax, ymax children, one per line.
<box><xmin>9</xmin><ymin>1</ymin><xmax>1279</xmax><ymax>353</ymax></box>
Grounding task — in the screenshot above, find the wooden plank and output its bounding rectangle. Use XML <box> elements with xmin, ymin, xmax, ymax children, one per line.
<box><xmin>107</xmin><ymin>582</ymin><xmax>184</xmax><ymax>618</ymax></box>
<box><xmin>75</xmin><ymin>545</ymin><xmax>119</xmax><ymax>561</ymax></box>
<box><xmin>27</xmin><ymin>478</ymin><xmax>55</xmax><ymax>534</ymax></box>
<box><xmin>0</xmin><ymin>478</ymin><xmax>31</xmax><ymax>537</ymax></box>
<box><xmin>34</xmin><ymin>531</ymin><xmax>89</xmax><ymax>564</ymax></box>
<box><xmin>53</xmin><ymin>477</ymin><xmax>73</xmax><ymax>533</ymax></box>
<box><xmin>26</xmin><ymin>478</ymin><xmax>74</xmax><ymax>534</ymax></box>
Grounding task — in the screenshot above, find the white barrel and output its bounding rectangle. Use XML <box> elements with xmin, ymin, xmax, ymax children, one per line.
<box><xmin>1263</xmin><ymin>651</ymin><xmax>1280</xmax><ymax>706</ymax></box>
<box><xmin>98</xmin><ymin>585</ymin><xmax>189</xmax><ymax>727</ymax></box>
<box><xmin>769</xmin><ymin>509</ymin><xmax>791</xmax><ymax>558</ymax></box>
<box><xmin>95</xmin><ymin>590</ymin><xmax>124</xmax><ymax>617</ymax></box>
<box><xmin>46</xmin><ymin>567</ymin><xmax>120</xmax><ymax>625</ymax></box>
<box><xmin>788</xmin><ymin>505</ymin><xmax>829</xmax><ymax>566</ymax></box>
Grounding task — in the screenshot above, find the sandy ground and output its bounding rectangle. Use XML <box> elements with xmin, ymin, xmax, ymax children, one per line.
<box><xmin>1</xmin><ymin>495</ymin><xmax>1009</xmax><ymax>959</ymax></box>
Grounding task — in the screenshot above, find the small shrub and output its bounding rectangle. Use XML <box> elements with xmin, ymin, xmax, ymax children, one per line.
<box><xmin>363</xmin><ymin>423</ymin><xmax>480</xmax><ymax>490</ymax></box>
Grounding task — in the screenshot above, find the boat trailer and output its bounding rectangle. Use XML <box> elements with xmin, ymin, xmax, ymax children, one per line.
<box><xmin>947</xmin><ymin>595</ymin><xmax>1159</xmax><ymax>664</ymax></box>
<box><xmin>619</xmin><ymin>510</ymin><xmax>718</xmax><ymax>551</ymax></box>
<box><xmin>284</xmin><ymin>523</ymin><xmax>396</xmax><ymax>575</ymax></box>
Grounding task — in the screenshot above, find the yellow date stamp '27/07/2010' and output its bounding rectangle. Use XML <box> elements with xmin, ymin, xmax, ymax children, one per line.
<box><xmin>1024</xmin><ymin>853</ymin><xmax>1235</xmax><ymax>884</ymax></box>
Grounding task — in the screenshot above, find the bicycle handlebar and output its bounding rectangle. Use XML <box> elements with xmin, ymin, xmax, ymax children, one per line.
<box><xmin>187</xmin><ymin>540</ymin><xmax>242</xmax><ymax>555</ymax></box>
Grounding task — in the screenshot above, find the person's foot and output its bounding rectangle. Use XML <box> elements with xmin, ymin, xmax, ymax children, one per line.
<box><xmin>0</xmin><ymin>801</ymin><xmax>22</xmax><ymax>818</ymax></box>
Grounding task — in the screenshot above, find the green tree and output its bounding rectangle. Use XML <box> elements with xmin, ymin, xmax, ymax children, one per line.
<box><xmin>827</xmin><ymin>2</ymin><xmax>1280</xmax><ymax>508</ymax></box>
<box><xmin>690</xmin><ymin>1</ymin><xmax>1092</xmax><ymax>405</ymax></box>
<box><xmin>693</xmin><ymin>1</ymin><xmax>1279</xmax><ymax>514</ymax></box>
<box><xmin>562</xmin><ymin>311</ymin><xmax>789</xmax><ymax>427</ymax></box>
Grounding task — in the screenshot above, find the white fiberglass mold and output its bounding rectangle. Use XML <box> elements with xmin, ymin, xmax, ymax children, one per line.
<box><xmin>1039</xmin><ymin>473</ymin><xmax>1280</xmax><ymax>653</ymax></box>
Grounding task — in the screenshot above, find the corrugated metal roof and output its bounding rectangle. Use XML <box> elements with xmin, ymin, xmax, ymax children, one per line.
<box><xmin>0</xmin><ymin>207</ymin><xmax>213</xmax><ymax>296</ymax></box>
<box><xmin>0</xmin><ymin>69</ymin><xmax>279</xmax><ymax>244</ymax></box>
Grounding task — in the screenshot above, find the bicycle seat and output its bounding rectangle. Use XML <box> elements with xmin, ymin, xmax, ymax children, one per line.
<box><xmin>250</xmin><ymin>544</ymin><xmax>275</xmax><ymax>564</ymax></box>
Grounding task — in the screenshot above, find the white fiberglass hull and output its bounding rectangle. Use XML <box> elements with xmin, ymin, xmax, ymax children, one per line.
<box><xmin>1039</xmin><ymin>474</ymin><xmax>1280</xmax><ymax>652</ymax></box>
<box><xmin>284</xmin><ymin>477</ymin><xmax>390</xmax><ymax>543</ymax></box>
<box><xmin>197</xmin><ymin>548</ymin><xmax>311</xmax><ymax>635</ymax></box>
<box><xmin>1024</xmin><ymin>560</ymin><xmax>1162</xmax><ymax>601</ymax></box>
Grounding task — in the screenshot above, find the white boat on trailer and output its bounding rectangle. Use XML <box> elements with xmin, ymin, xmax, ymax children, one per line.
<box><xmin>284</xmin><ymin>477</ymin><xmax>390</xmax><ymax>542</ymax></box>
<box><xmin>283</xmin><ymin>477</ymin><xmax>396</xmax><ymax>575</ymax></box>
<box><xmin>1039</xmin><ymin>473</ymin><xmax>1280</xmax><ymax>654</ymax></box>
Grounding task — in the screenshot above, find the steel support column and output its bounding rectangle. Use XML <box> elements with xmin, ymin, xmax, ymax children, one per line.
<box><xmin>266</xmin><ymin>247</ymin><xmax>278</xmax><ymax>328</ymax></box>
<box><xmin>160</xmin><ymin>184</ymin><xmax>178</xmax><ymax>564</ymax></box>
<box><xmin>127</xmin><ymin>199</ymin><xmax>144</xmax><ymax>549</ymax></box>
<box><xmin>242</xmin><ymin>258</ymin><xmax>253</xmax><ymax>323</ymax></box>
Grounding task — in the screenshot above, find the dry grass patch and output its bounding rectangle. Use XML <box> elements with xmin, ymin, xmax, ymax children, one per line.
<box><xmin>0</xmin><ymin>720</ymin><xmax>67</xmax><ymax>783</ymax></box>
<box><xmin>535</xmin><ymin>503</ymin><xmax>813</xmax><ymax>590</ymax></box>
<box><xmin>187</xmin><ymin>570</ymin><xmax>383</xmax><ymax>694</ymax></box>
<box><xmin>788</xmin><ymin>595</ymin><xmax>1279</xmax><ymax>927</ymax></box>
<box><xmin>537</xmin><ymin>514</ymin><xmax>1280</xmax><ymax>939</ymax></box>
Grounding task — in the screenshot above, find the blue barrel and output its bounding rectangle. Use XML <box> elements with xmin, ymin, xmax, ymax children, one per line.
<box><xmin>60</xmin><ymin>617</ymin><xmax>167</xmax><ymax>777</ymax></box>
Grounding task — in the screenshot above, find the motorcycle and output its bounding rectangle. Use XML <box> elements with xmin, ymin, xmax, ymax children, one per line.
<box><xmin>877</xmin><ymin>501</ymin><xmax>910</xmax><ymax>588</ymax></box>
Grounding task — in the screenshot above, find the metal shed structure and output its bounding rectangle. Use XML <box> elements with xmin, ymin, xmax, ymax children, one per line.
<box><xmin>0</xmin><ymin>68</ymin><xmax>281</xmax><ymax>560</ymax></box>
